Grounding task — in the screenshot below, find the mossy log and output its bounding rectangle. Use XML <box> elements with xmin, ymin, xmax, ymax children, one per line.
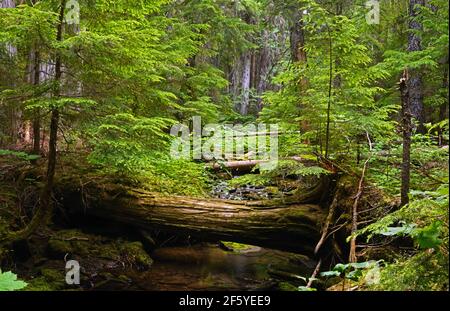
<box><xmin>61</xmin><ymin>182</ymin><xmax>327</xmax><ymax>256</ymax></box>
<box><xmin>206</xmin><ymin>156</ymin><xmax>316</xmax><ymax>173</ymax></box>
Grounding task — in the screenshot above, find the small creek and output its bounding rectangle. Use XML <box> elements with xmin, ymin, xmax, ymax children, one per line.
<box><xmin>121</xmin><ymin>244</ymin><xmax>315</xmax><ymax>291</ymax></box>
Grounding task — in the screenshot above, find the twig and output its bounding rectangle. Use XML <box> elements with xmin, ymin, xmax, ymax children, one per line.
<box><xmin>306</xmin><ymin>259</ymin><xmax>322</xmax><ymax>288</ymax></box>
<box><xmin>314</xmin><ymin>188</ymin><xmax>341</xmax><ymax>255</ymax></box>
<box><xmin>348</xmin><ymin>131</ymin><xmax>373</xmax><ymax>263</ymax></box>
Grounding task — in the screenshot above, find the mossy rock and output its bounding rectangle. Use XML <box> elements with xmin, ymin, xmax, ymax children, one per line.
<box><xmin>24</xmin><ymin>268</ymin><xmax>67</xmax><ymax>291</ymax></box>
<box><xmin>220</xmin><ymin>241</ymin><xmax>258</xmax><ymax>253</ymax></box>
<box><xmin>48</xmin><ymin>230</ymin><xmax>152</xmax><ymax>269</ymax></box>
<box><xmin>119</xmin><ymin>241</ymin><xmax>153</xmax><ymax>269</ymax></box>
<box><xmin>48</xmin><ymin>230</ymin><xmax>99</xmax><ymax>257</ymax></box>
<box><xmin>48</xmin><ymin>229</ymin><xmax>122</xmax><ymax>260</ymax></box>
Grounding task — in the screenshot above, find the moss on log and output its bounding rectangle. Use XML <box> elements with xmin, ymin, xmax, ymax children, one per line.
<box><xmin>61</xmin><ymin>182</ymin><xmax>327</xmax><ymax>256</ymax></box>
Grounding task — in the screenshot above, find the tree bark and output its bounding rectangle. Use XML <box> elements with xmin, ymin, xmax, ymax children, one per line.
<box><xmin>62</xmin><ymin>185</ymin><xmax>326</xmax><ymax>255</ymax></box>
<box><xmin>290</xmin><ymin>11</ymin><xmax>307</xmax><ymax>64</ymax></box>
<box><xmin>325</xmin><ymin>27</ymin><xmax>333</xmax><ymax>159</ymax></box>
<box><xmin>32</xmin><ymin>49</ymin><xmax>41</xmax><ymax>156</ymax></box>
<box><xmin>438</xmin><ymin>63</ymin><xmax>449</xmax><ymax>146</ymax></box>
<box><xmin>256</xmin><ymin>29</ymin><xmax>271</xmax><ymax>112</ymax></box>
<box><xmin>240</xmin><ymin>52</ymin><xmax>252</xmax><ymax>115</ymax></box>
<box><xmin>407</xmin><ymin>0</ymin><xmax>425</xmax><ymax>133</ymax></box>
<box><xmin>400</xmin><ymin>72</ymin><xmax>411</xmax><ymax>207</ymax></box>
<box><xmin>39</xmin><ymin>0</ymin><xmax>65</xmax><ymax>224</ymax></box>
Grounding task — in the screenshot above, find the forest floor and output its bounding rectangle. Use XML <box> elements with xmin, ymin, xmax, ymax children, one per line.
<box><xmin>0</xmin><ymin>149</ymin><xmax>446</xmax><ymax>291</ymax></box>
<box><xmin>0</xmin><ymin>154</ymin><xmax>325</xmax><ymax>291</ymax></box>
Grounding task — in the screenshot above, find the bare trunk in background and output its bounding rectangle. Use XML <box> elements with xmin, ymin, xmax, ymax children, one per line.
<box><xmin>407</xmin><ymin>0</ymin><xmax>425</xmax><ymax>134</ymax></box>
<box><xmin>240</xmin><ymin>52</ymin><xmax>252</xmax><ymax>115</ymax></box>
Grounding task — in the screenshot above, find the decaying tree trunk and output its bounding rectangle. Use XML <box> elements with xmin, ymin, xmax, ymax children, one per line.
<box><xmin>60</xmin><ymin>181</ymin><xmax>328</xmax><ymax>255</ymax></box>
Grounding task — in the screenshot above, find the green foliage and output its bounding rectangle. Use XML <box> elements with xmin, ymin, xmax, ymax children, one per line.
<box><xmin>356</xmin><ymin>185</ymin><xmax>448</xmax><ymax>244</ymax></box>
<box><xmin>86</xmin><ymin>113</ymin><xmax>211</xmax><ymax>196</ymax></box>
<box><xmin>0</xmin><ymin>270</ymin><xmax>28</xmax><ymax>291</ymax></box>
<box><xmin>368</xmin><ymin>249</ymin><xmax>448</xmax><ymax>291</ymax></box>
<box><xmin>228</xmin><ymin>174</ymin><xmax>271</xmax><ymax>187</ymax></box>
<box><xmin>260</xmin><ymin>0</ymin><xmax>394</xmax><ymax>158</ymax></box>
<box><xmin>87</xmin><ymin>114</ymin><xmax>175</xmax><ymax>173</ymax></box>
<box><xmin>320</xmin><ymin>261</ymin><xmax>383</xmax><ymax>282</ymax></box>
<box><xmin>0</xmin><ymin>0</ymin><xmax>448</xmax><ymax>293</ymax></box>
<box><xmin>0</xmin><ymin>149</ymin><xmax>40</xmax><ymax>161</ymax></box>
<box><xmin>354</xmin><ymin>185</ymin><xmax>449</xmax><ymax>290</ymax></box>
<box><xmin>368</xmin><ymin>135</ymin><xmax>448</xmax><ymax>195</ymax></box>
<box><xmin>262</xmin><ymin>160</ymin><xmax>329</xmax><ymax>178</ymax></box>
<box><xmin>138</xmin><ymin>155</ymin><xmax>212</xmax><ymax>196</ymax></box>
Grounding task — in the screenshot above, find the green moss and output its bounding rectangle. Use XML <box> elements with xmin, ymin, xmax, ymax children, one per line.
<box><xmin>228</xmin><ymin>174</ymin><xmax>271</xmax><ymax>187</ymax></box>
<box><xmin>265</xmin><ymin>186</ymin><xmax>280</xmax><ymax>195</ymax></box>
<box><xmin>48</xmin><ymin>230</ymin><xmax>122</xmax><ymax>260</ymax></box>
<box><xmin>24</xmin><ymin>268</ymin><xmax>67</xmax><ymax>291</ymax></box>
<box><xmin>118</xmin><ymin>274</ymin><xmax>131</xmax><ymax>283</ymax></box>
<box><xmin>368</xmin><ymin>251</ymin><xmax>449</xmax><ymax>291</ymax></box>
<box><xmin>24</xmin><ymin>277</ymin><xmax>55</xmax><ymax>291</ymax></box>
<box><xmin>221</xmin><ymin>241</ymin><xmax>255</xmax><ymax>252</ymax></box>
<box><xmin>48</xmin><ymin>238</ymin><xmax>74</xmax><ymax>255</ymax></box>
<box><xmin>48</xmin><ymin>230</ymin><xmax>93</xmax><ymax>256</ymax></box>
<box><xmin>119</xmin><ymin>241</ymin><xmax>153</xmax><ymax>268</ymax></box>
<box><xmin>277</xmin><ymin>282</ymin><xmax>299</xmax><ymax>291</ymax></box>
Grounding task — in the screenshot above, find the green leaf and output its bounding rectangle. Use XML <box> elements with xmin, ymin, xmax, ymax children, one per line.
<box><xmin>333</xmin><ymin>263</ymin><xmax>350</xmax><ymax>273</ymax></box>
<box><xmin>349</xmin><ymin>261</ymin><xmax>374</xmax><ymax>269</ymax></box>
<box><xmin>320</xmin><ymin>270</ymin><xmax>341</xmax><ymax>277</ymax></box>
<box><xmin>0</xmin><ymin>270</ymin><xmax>28</xmax><ymax>291</ymax></box>
<box><xmin>298</xmin><ymin>286</ymin><xmax>317</xmax><ymax>291</ymax></box>
<box><xmin>346</xmin><ymin>269</ymin><xmax>363</xmax><ymax>281</ymax></box>
<box><xmin>379</xmin><ymin>223</ymin><xmax>416</xmax><ymax>236</ymax></box>
<box><xmin>412</xmin><ymin>221</ymin><xmax>443</xmax><ymax>249</ymax></box>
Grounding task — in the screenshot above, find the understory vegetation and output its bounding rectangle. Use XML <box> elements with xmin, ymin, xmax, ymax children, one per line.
<box><xmin>0</xmin><ymin>0</ymin><xmax>448</xmax><ymax>292</ymax></box>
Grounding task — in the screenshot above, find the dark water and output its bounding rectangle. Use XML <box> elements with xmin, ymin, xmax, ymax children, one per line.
<box><xmin>122</xmin><ymin>244</ymin><xmax>316</xmax><ymax>291</ymax></box>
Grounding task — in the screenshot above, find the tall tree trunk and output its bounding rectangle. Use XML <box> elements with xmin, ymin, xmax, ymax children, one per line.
<box><xmin>1</xmin><ymin>0</ymin><xmax>20</xmax><ymax>147</ymax></box>
<box><xmin>290</xmin><ymin>11</ymin><xmax>307</xmax><ymax>63</ymax></box>
<box><xmin>1</xmin><ymin>0</ymin><xmax>66</xmax><ymax>244</ymax></box>
<box><xmin>240</xmin><ymin>52</ymin><xmax>251</xmax><ymax>115</ymax></box>
<box><xmin>40</xmin><ymin>0</ymin><xmax>65</xmax><ymax>225</ymax></box>
<box><xmin>438</xmin><ymin>63</ymin><xmax>449</xmax><ymax>146</ymax></box>
<box><xmin>324</xmin><ymin>28</ymin><xmax>333</xmax><ymax>159</ymax></box>
<box><xmin>407</xmin><ymin>0</ymin><xmax>425</xmax><ymax>134</ymax></box>
<box><xmin>400</xmin><ymin>71</ymin><xmax>411</xmax><ymax>207</ymax></box>
<box><xmin>256</xmin><ymin>30</ymin><xmax>270</xmax><ymax>112</ymax></box>
<box><xmin>32</xmin><ymin>49</ymin><xmax>41</xmax><ymax>156</ymax></box>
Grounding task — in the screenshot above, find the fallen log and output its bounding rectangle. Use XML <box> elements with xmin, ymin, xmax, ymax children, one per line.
<box><xmin>206</xmin><ymin>156</ymin><xmax>317</xmax><ymax>172</ymax></box>
<box><xmin>61</xmin><ymin>182</ymin><xmax>327</xmax><ymax>256</ymax></box>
